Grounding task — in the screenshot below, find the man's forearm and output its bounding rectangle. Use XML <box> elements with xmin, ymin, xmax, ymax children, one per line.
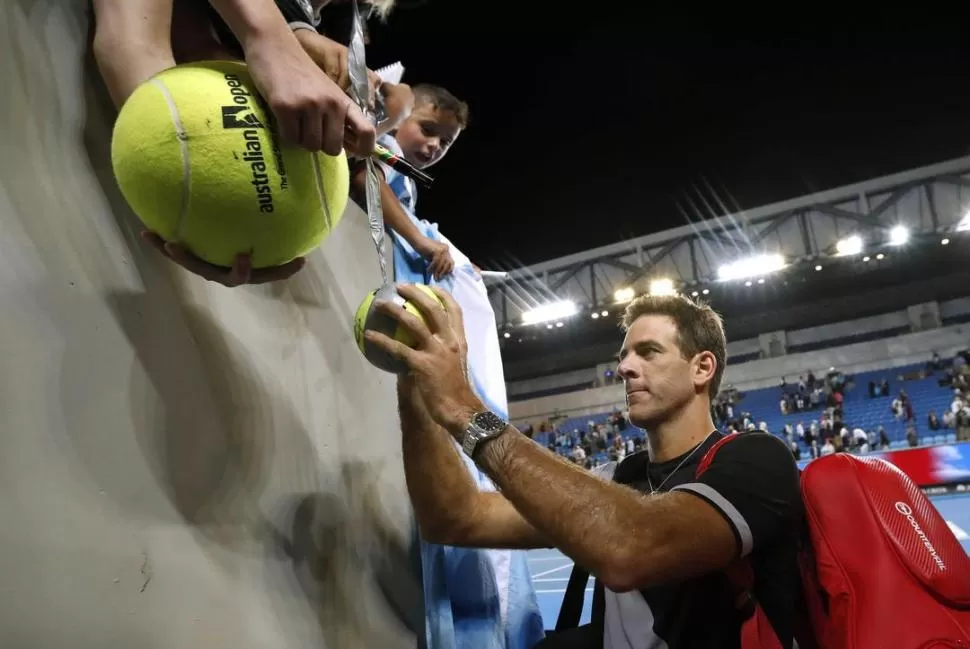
<box><xmin>398</xmin><ymin>383</ymin><xmax>483</xmax><ymax>544</ymax></box>
<box><xmin>92</xmin><ymin>0</ymin><xmax>176</xmax><ymax>107</ymax></box>
<box><xmin>452</xmin><ymin>418</ymin><xmax>678</xmax><ymax>585</ymax></box>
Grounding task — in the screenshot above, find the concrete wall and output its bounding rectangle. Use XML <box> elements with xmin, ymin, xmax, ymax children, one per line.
<box><xmin>0</xmin><ymin>2</ymin><xmax>420</xmax><ymax>647</ymax></box>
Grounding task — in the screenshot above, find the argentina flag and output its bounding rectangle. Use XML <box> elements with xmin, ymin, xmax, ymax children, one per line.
<box><xmin>381</xmin><ymin>134</ymin><xmax>544</xmax><ymax>649</ymax></box>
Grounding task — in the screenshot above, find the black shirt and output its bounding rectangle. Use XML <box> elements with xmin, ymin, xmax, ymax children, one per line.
<box><xmin>602</xmin><ymin>432</ymin><xmax>802</xmax><ymax>649</ymax></box>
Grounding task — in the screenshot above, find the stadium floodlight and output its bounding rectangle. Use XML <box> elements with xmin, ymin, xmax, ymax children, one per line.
<box><xmin>836</xmin><ymin>235</ymin><xmax>864</xmax><ymax>256</ymax></box>
<box><xmin>614</xmin><ymin>287</ymin><xmax>635</xmax><ymax>303</ymax></box>
<box><xmin>521</xmin><ymin>300</ymin><xmax>578</xmax><ymax>325</ymax></box>
<box><xmin>888</xmin><ymin>225</ymin><xmax>909</xmax><ymax>246</ymax></box>
<box><xmin>649</xmin><ymin>278</ymin><xmax>676</xmax><ymax>296</ymax></box>
<box><xmin>717</xmin><ymin>254</ymin><xmax>786</xmax><ymax>282</ymax></box>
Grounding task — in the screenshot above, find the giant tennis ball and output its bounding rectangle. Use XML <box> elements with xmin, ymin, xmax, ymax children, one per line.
<box><xmin>354</xmin><ymin>284</ymin><xmax>445</xmax><ymax>373</ymax></box>
<box><xmin>111</xmin><ymin>60</ymin><xmax>349</xmax><ymax>268</ymax></box>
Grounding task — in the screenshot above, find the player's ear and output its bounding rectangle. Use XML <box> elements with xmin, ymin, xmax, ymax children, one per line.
<box><xmin>693</xmin><ymin>351</ymin><xmax>717</xmax><ymax>391</ymax></box>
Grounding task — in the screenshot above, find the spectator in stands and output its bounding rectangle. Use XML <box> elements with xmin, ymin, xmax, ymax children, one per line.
<box><xmin>877</xmin><ymin>426</ymin><xmax>890</xmax><ymax>450</ymax></box>
<box><xmin>955</xmin><ymin>372</ymin><xmax>969</xmax><ymax>393</ymax></box>
<box><xmin>803</xmin><ymin>423</ymin><xmax>817</xmax><ymax>458</ymax></box>
<box><xmin>779</xmin><ymin>394</ymin><xmax>788</xmax><ymax>415</ymax></box>
<box><xmin>380</xmin><ymin>290</ymin><xmax>802</xmax><ymax>648</ymax></box>
<box><xmin>832</xmin><ymin>389</ymin><xmax>844</xmax><ymax>414</ymax></box>
<box><xmin>891</xmin><ymin>397</ymin><xmax>904</xmax><ymax>420</ymax></box>
<box><xmin>952</xmin><ymin>390</ymin><xmax>966</xmax><ymax>417</ymax></box>
<box><xmin>852</xmin><ymin>427</ymin><xmax>869</xmax><ymax>453</ymax></box>
<box><xmin>571</xmin><ymin>445</ymin><xmax>586</xmax><ymax>465</ymax></box>
<box><xmin>958</xmin><ymin>409</ymin><xmax>970</xmax><ymax>443</ymax></box>
<box><xmin>836</xmin><ymin>428</ymin><xmax>848</xmax><ymax>452</ymax></box>
<box><xmin>928</xmin><ymin>410</ymin><xmax>941</xmax><ymax>431</ymax></box>
<box><xmin>906</xmin><ymin>424</ymin><xmax>919</xmax><ymax>448</ymax></box>
<box><xmin>820</xmin><ymin>438</ymin><xmax>835</xmax><ymax>456</ymax></box>
<box><xmin>943</xmin><ymin>409</ymin><xmax>956</xmax><ymax>430</ymax></box>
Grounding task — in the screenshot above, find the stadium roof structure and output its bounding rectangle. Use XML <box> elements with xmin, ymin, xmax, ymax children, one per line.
<box><xmin>489</xmin><ymin>156</ymin><xmax>970</xmax><ymax>379</ymax></box>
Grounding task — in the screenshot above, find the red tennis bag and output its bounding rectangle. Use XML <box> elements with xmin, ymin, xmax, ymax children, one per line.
<box><xmin>703</xmin><ymin>437</ymin><xmax>970</xmax><ymax>649</ymax></box>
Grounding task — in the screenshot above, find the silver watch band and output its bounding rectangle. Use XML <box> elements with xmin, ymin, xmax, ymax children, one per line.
<box><xmin>460</xmin><ymin>411</ymin><xmax>508</xmax><ymax>458</ymax></box>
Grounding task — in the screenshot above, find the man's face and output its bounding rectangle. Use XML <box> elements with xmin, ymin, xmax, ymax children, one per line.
<box><xmin>394</xmin><ymin>102</ymin><xmax>462</xmax><ymax>169</ymax></box>
<box><xmin>617</xmin><ymin>315</ymin><xmax>703</xmax><ymax>428</ymax></box>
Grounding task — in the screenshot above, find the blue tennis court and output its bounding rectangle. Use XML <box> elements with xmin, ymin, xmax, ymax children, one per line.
<box><xmin>528</xmin><ymin>493</ymin><xmax>970</xmax><ymax>628</ymax></box>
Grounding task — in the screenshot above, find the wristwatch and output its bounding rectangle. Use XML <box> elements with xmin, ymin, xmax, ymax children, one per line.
<box><xmin>460</xmin><ymin>411</ymin><xmax>508</xmax><ymax>458</ymax></box>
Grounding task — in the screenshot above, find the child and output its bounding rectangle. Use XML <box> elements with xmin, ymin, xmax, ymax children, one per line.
<box><xmin>355</xmin><ymin>86</ymin><xmax>546</xmax><ymax>649</ymax></box>
<box><xmin>354</xmin><ymin>84</ymin><xmax>468</xmax><ymax>279</ymax></box>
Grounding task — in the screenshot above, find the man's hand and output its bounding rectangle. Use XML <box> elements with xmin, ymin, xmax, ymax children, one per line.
<box><xmin>415</xmin><ymin>238</ymin><xmax>455</xmax><ymax>280</ymax></box>
<box><xmin>294</xmin><ymin>32</ymin><xmax>390</xmax><ymax>120</ymax></box>
<box><xmin>243</xmin><ymin>28</ymin><xmax>375</xmax><ymax>156</ymax></box>
<box><xmin>366</xmin><ymin>285</ymin><xmax>478</xmax><ymax>431</ymax></box>
<box><xmin>142</xmin><ymin>231</ymin><xmax>305</xmax><ymax>287</ymax></box>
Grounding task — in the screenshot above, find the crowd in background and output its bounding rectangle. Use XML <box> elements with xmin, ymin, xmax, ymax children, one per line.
<box><xmin>525</xmin><ymin>411</ymin><xmax>644</xmax><ymax>469</ymax></box>
<box><xmin>527</xmin><ymin>348</ymin><xmax>970</xmax><ymax>468</ymax></box>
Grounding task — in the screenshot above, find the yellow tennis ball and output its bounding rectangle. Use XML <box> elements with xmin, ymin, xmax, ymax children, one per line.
<box><xmin>354</xmin><ymin>284</ymin><xmax>444</xmax><ymax>373</ymax></box>
<box><xmin>111</xmin><ymin>60</ymin><xmax>349</xmax><ymax>268</ymax></box>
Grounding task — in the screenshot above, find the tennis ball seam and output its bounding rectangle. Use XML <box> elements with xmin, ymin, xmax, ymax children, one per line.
<box><xmin>149</xmin><ymin>77</ymin><xmax>191</xmax><ymax>242</ymax></box>
<box><xmin>310</xmin><ymin>153</ymin><xmax>333</xmax><ymax>232</ymax></box>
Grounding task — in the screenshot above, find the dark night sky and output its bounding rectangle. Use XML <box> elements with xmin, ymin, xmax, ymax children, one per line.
<box><xmin>356</xmin><ymin>5</ymin><xmax>970</xmax><ymax>268</ymax></box>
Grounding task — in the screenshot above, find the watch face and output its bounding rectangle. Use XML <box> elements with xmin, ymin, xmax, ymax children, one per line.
<box><xmin>473</xmin><ymin>411</ymin><xmax>506</xmax><ymax>434</ymax></box>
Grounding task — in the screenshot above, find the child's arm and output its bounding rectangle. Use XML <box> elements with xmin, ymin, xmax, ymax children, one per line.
<box><xmin>352</xmin><ymin>167</ymin><xmax>455</xmax><ymax>280</ymax></box>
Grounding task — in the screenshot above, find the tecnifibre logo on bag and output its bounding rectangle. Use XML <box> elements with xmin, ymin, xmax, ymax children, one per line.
<box><xmin>895</xmin><ymin>501</ymin><xmax>946</xmax><ymax>571</ymax></box>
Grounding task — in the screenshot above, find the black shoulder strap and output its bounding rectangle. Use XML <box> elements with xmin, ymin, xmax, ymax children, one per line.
<box><xmin>555</xmin><ymin>564</ymin><xmax>605</xmax><ymax>632</ymax></box>
<box><xmin>555</xmin><ymin>564</ymin><xmax>589</xmax><ymax>631</ymax></box>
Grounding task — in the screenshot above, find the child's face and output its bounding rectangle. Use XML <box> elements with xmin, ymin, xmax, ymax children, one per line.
<box><xmin>394</xmin><ymin>102</ymin><xmax>463</xmax><ymax>169</ymax></box>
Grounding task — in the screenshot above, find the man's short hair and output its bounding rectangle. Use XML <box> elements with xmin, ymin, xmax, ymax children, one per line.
<box><xmin>412</xmin><ymin>84</ymin><xmax>470</xmax><ymax>128</ymax></box>
<box><xmin>621</xmin><ymin>294</ymin><xmax>727</xmax><ymax>397</ymax></box>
